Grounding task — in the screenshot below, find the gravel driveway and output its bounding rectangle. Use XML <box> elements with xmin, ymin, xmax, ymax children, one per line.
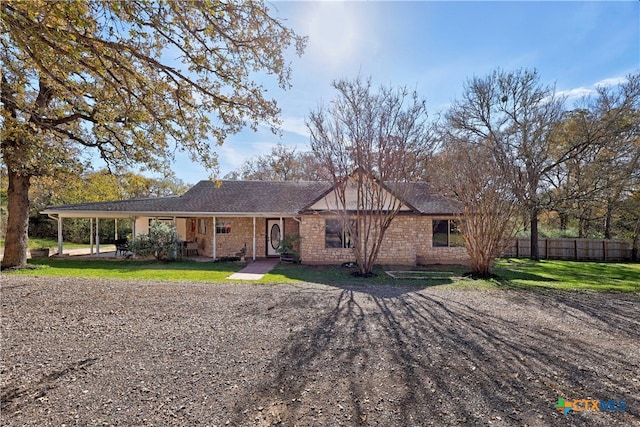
<box><xmin>2</xmin><ymin>276</ymin><xmax>639</xmax><ymax>426</ymax></box>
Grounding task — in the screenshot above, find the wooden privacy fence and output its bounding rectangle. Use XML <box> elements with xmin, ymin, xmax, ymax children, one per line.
<box><xmin>502</xmin><ymin>238</ymin><xmax>633</xmax><ymax>261</ymax></box>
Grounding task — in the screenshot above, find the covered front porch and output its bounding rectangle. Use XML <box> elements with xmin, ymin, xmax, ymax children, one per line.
<box><xmin>180</xmin><ymin>216</ymin><xmax>300</xmax><ymax>260</ymax></box>
<box><xmin>44</xmin><ymin>213</ymin><xmax>300</xmax><ymax>261</ymax></box>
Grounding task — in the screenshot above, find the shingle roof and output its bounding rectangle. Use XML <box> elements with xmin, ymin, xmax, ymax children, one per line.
<box><xmin>178</xmin><ymin>180</ymin><xmax>332</xmax><ymax>214</ymax></box>
<box><xmin>43</xmin><ymin>180</ymin><xmax>332</xmax><ymax>216</ymax></box>
<box><xmin>43</xmin><ymin>180</ymin><xmax>459</xmax><ymax>216</ymax></box>
<box><xmin>388</xmin><ymin>182</ymin><xmax>462</xmax><ymax>215</ymax></box>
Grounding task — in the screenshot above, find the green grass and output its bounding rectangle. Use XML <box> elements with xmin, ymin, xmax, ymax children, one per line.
<box><xmin>493</xmin><ymin>259</ymin><xmax>640</xmax><ymax>292</ymax></box>
<box><xmin>260</xmin><ymin>263</ymin><xmax>459</xmax><ymax>287</ymax></box>
<box><xmin>13</xmin><ymin>258</ymin><xmax>244</xmax><ymax>282</ymax></box>
<box><xmin>6</xmin><ymin>257</ymin><xmax>640</xmax><ymax>292</ymax></box>
<box><xmin>0</xmin><ymin>238</ymin><xmax>104</xmax><ymax>250</ymax></box>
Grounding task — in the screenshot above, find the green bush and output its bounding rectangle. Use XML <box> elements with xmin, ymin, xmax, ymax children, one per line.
<box><xmin>129</xmin><ymin>221</ymin><xmax>180</xmax><ymax>261</ymax></box>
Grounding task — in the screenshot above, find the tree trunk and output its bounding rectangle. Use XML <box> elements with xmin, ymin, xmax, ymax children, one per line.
<box><xmin>604</xmin><ymin>200</ymin><xmax>613</xmax><ymax>240</ymax></box>
<box><xmin>530</xmin><ymin>207</ymin><xmax>540</xmax><ymax>261</ymax></box>
<box><xmin>578</xmin><ymin>216</ymin><xmax>586</xmax><ymax>238</ymax></box>
<box><xmin>1</xmin><ymin>169</ymin><xmax>31</xmax><ymax>269</ymax></box>
<box><xmin>559</xmin><ymin>211</ymin><xmax>568</xmax><ymax>231</ymax></box>
<box><xmin>632</xmin><ymin>216</ymin><xmax>640</xmax><ymax>262</ymax></box>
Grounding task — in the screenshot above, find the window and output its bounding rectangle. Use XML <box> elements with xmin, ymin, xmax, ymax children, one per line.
<box><xmin>325</xmin><ymin>219</ymin><xmax>354</xmax><ymax>249</ymax></box>
<box><xmin>197</xmin><ymin>218</ymin><xmax>207</xmax><ymax>234</ymax></box>
<box><xmin>215</xmin><ymin>219</ymin><xmax>231</xmax><ymax>234</ymax></box>
<box><xmin>149</xmin><ymin>218</ymin><xmax>173</xmax><ymax>227</ymax></box>
<box><xmin>432</xmin><ymin>219</ymin><xmax>464</xmax><ymax>247</ymax></box>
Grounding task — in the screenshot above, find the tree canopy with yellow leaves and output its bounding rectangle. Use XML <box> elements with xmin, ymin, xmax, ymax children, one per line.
<box><xmin>1</xmin><ymin>0</ymin><xmax>305</xmax><ymax>268</ymax></box>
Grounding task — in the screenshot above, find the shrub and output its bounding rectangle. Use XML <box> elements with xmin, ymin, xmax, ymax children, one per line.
<box><xmin>130</xmin><ymin>221</ymin><xmax>180</xmax><ymax>261</ymax></box>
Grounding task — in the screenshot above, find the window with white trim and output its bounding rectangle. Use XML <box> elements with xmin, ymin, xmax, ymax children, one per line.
<box><xmin>215</xmin><ymin>219</ymin><xmax>231</xmax><ymax>234</ymax></box>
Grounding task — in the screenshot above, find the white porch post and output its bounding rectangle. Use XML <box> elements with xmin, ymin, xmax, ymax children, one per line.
<box><xmin>57</xmin><ymin>216</ymin><xmax>63</xmax><ymax>255</ymax></box>
<box><xmin>114</xmin><ymin>219</ymin><xmax>118</xmax><ymax>241</ymax></box>
<box><xmin>252</xmin><ymin>216</ymin><xmax>256</xmax><ymax>261</ymax></box>
<box><xmin>172</xmin><ymin>216</ymin><xmax>177</xmax><ymax>259</ymax></box>
<box><xmin>212</xmin><ymin>216</ymin><xmax>216</xmax><ymax>260</ymax></box>
<box><xmin>95</xmin><ymin>218</ymin><xmax>100</xmax><ymax>254</ymax></box>
<box><xmin>280</xmin><ymin>217</ymin><xmax>283</xmax><ymax>240</ymax></box>
<box><xmin>90</xmin><ymin>218</ymin><xmax>94</xmax><ymax>255</ymax></box>
<box><xmin>131</xmin><ymin>217</ymin><xmax>137</xmax><ymax>258</ymax></box>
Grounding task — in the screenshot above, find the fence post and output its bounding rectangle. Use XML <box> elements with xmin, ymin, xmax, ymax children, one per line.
<box><xmin>574</xmin><ymin>239</ymin><xmax>579</xmax><ymax>260</ymax></box>
<box><xmin>516</xmin><ymin>239</ymin><xmax>519</xmax><ymax>258</ymax></box>
<box><xmin>545</xmin><ymin>238</ymin><xmax>548</xmax><ymax>259</ymax></box>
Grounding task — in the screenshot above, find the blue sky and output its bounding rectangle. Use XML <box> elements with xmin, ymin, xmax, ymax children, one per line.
<box><xmin>170</xmin><ymin>0</ymin><xmax>639</xmax><ymax>184</ymax></box>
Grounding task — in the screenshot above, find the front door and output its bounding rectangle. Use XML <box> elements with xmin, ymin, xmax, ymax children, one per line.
<box><xmin>266</xmin><ymin>219</ymin><xmax>282</xmax><ymax>256</ymax></box>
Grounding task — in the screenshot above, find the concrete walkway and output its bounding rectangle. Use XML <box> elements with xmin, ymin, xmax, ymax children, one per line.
<box><xmin>228</xmin><ymin>258</ymin><xmax>280</xmax><ymax>280</ymax></box>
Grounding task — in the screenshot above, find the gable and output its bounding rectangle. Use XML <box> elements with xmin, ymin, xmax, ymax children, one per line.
<box><xmin>306</xmin><ymin>176</ymin><xmax>413</xmax><ymax>212</ymax></box>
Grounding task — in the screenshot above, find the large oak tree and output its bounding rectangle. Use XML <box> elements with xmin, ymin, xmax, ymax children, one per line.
<box><xmin>545</xmin><ymin>76</ymin><xmax>640</xmax><ymax>239</ymax></box>
<box><xmin>445</xmin><ymin>68</ymin><xmax>565</xmax><ymax>260</ymax></box>
<box><xmin>1</xmin><ymin>0</ymin><xmax>305</xmax><ymax>268</ymax></box>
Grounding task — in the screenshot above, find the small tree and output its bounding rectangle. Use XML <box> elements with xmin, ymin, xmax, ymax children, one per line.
<box><xmin>432</xmin><ymin>140</ymin><xmax>523</xmax><ymax>277</ymax></box>
<box><xmin>130</xmin><ymin>221</ymin><xmax>180</xmax><ymax>262</ymax></box>
<box><xmin>277</xmin><ymin>234</ymin><xmax>301</xmax><ymax>263</ymax></box>
<box><xmin>308</xmin><ymin>77</ymin><xmax>435</xmax><ymax>275</ymax></box>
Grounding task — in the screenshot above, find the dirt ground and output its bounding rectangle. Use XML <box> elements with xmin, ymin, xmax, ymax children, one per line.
<box><xmin>1</xmin><ymin>275</ymin><xmax>639</xmax><ymax>426</ymax></box>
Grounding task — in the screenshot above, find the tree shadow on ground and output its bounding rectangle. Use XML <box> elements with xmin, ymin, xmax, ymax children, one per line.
<box><xmin>229</xmin><ymin>285</ymin><xmax>640</xmax><ymax>426</ymax></box>
<box><xmin>269</xmin><ymin>263</ymin><xmax>457</xmax><ymax>295</ymax></box>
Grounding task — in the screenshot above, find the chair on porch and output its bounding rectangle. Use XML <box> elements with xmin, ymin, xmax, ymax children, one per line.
<box><xmin>184</xmin><ymin>241</ymin><xmax>199</xmax><ymax>256</ymax></box>
<box><xmin>114</xmin><ymin>239</ymin><xmax>130</xmax><ymax>257</ymax></box>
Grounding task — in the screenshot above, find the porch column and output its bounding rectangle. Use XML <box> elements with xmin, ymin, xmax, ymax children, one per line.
<box><xmin>280</xmin><ymin>217</ymin><xmax>283</xmax><ymax>240</ymax></box>
<box><xmin>212</xmin><ymin>216</ymin><xmax>216</xmax><ymax>260</ymax></box>
<box><xmin>57</xmin><ymin>215</ymin><xmax>63</xmax><ymax>256</ymax></box>
<box><xmin>131</xmin><ymin>217</ymin><xmax>136</xmax><ymax>258</ymax></box>
<box><xmin>95</xmin><ymin>218</ymin><xmax>100</xmax><ymax>254</ymax></box>
<box><xmin>252</xmin><ymin>217</ymin><xmax>256</xmax><ymax>261</ymax></box>
<box><xmin>114</xmin><ymin>219</ymin><xmax>118</xmax><ymax>241</ymax></box>
<box><xmin>173</xmin><ymin>216</ymin><xmax>177</xmax><ymax>259</ymax></box>
<box><xmin>90</xmin><ymin>218</ymin><xmax>94</xmax><ymax>255</ymax></box>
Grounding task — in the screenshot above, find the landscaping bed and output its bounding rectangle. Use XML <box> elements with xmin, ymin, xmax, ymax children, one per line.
<box><xmin>2</xmin><ymin>276</ymin><xmax>639</xmax><ymax>426</ymax></box>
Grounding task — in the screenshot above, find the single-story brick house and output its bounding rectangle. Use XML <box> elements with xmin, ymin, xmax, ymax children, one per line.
<box><xmin>42</xmin><ymin>178</ymin><xmax>468</xmax><ymax>265</ymax></box>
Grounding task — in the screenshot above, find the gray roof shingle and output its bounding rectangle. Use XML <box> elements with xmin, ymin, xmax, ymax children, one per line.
<box><xmin>43</xmin><ymin>180</ymin><xmax>459</xmax><ymax>216</ymax></box>
<box><xmin>43</xmin><ymin>180</ymin><xmax>332</xmax><ymax>216</ymax></box>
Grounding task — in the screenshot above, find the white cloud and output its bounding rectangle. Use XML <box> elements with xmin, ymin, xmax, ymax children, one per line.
<box><xmin>217</xmin><ymin>140</ymin><xmax>277</xmax><ymax>172</ymax></box>
<box><xmin>594</xmin><ymin>76</ymin><xmax>628</xmax><ymax>88</ymax></box>
<box><xmin>280</xmin><ymin>115</ymin><xmax>310</xmax><ymax>137</ymax></box>
<box><xmin>556</xmin><ymin>86</ymin><xmax>595</xmax><ymax>99</ymax></box>
<box><xmin>558</xmin><ymin>75</ymin><xmax>628</xmax><ymax>102</ymax></box>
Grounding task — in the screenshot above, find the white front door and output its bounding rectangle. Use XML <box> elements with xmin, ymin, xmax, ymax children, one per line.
<box><xmin>266</xmin><ymin>219</ymin><xmax>281</xmax><ymax>256</ymax></box>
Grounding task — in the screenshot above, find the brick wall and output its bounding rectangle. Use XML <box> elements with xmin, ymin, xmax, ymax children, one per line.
<box><xmin>414</xmin><ymin>216</ymin><xmax>469</xmax><ymax>265</ymax></box>
<box><xmin>184</xmin><ymin>217</ymin><xmax>299</xmax><ymax>259</ymax></box>
<box><xmin>300</xmin><ymin>214</ymin><xmax>469</xmax><ymax>266</ymax></box>
<box><xmin>182</xmin><ymin>214</ymin><xmax>468</xmax><ymax>264</ymax></box>
<box><xmin>299</xmin><ymin>215</ymin><xmax>356</xmax><ymax>264</ymax></box>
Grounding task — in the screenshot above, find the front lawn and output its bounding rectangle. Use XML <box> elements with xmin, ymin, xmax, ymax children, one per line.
<box><xmin>494</xmin><ymin>259</ymin><xmax>640</xmax><ymax>292</ymax></box>
<box><xmin>15</xmin><ymin>258</ymin><xmax>244</xmax><ymax>282</ymax></box>
<box><xmin>1</xmin><ymin>238</ymin><xmax>105</xmax><ymax>250</ymax></box>
<box><xmin>9</xmin><ymin>257</ymin><xmax>640</xmax><ymax>292</ymax></box>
